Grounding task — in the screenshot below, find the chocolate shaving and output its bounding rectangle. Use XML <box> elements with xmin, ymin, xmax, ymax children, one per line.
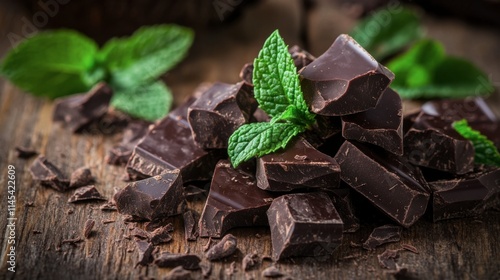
<box><xmin>363</xmin><ymin>225</ymin><xmax>402</xmax><ymax>250</ymax></box>
<box><xmin>83</xmin><ymin>219</ymin><xmax>95</xmax><ymax>239</ymax></box>
<box><xmin>183</xmin><ymin>210</ymin><xmax>199</xmax><ymax>241</ymax></box>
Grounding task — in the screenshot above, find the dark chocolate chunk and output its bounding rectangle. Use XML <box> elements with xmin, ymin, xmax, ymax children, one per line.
<box><xmin>150</xmin><ymin>224</ymin><xmax>174</xmax><ymax>245</ymax></box>
<box><xmin>163</xmin><ymin>266</ymin><xmax>193</xmax><ymax>280</ymax></box>
<box><xmin>131</xmin><ymin>227</ymin><xmax>150</xmax><ymax>240</ymax></box>
<box><xmin>362</xmin><ymin>224</ymin><xmax>402</xmax><ymax>250</ymax></box>
<box><xmin>242</xmin><ymin>253</ymin><xmax>260</xmax><ymax>271</ymax></box>
<box><xmin>106</xmin><ymin>120</ymin><xmax>151</xmax><ymax>166</ymax></box>
<box><xmin>334</xmin><ymin>141</ymin><xmax>430</xmax><ymax>227</ymax></box>
<box><xmin>256</xmin><ymin>138</ymin><xmax>341</xmax><ymax>191</ymax></box>
<box><xmin>267</xmin><ymin>192</ymin><xmax>343</xmax><ymax>260</ymax></box>
<box><xmin>15</xmin><ymin>146</ymin><xmax>38</xmax><ymax>159</ymax></box>
<box><xmin>199</xmin><ymin>160</ymin><xmax>276</xmax><ymax>238</ymax></box>
<box><xmin>68</xmin><ymin>185</ymin><xmax>106</xmax><ymax>203</ymax></box>
<box><xmin>403</xmin><ymin>110</ymin><xmax>421</xmax><ymax>135</ymax></box>
<box><xmin>154</xmin><ymin>252</ymin><xmax>201</xmax><ymax>270</ymax></box>
<box><xmin>300</xmin><ymin>34</ymin><xmax>394</xmax><ymax>116</ymax></box>
<box><xmin>183</xmin><ymin>210</ymin><xmax>199</xmax><ymax>241</ymax></box>
<box><xmin>69</xmin><ymin>167</ymin><xmax>94</xmax><ymax>189</ymax></box>
<box><xmin>404</xmin><ymin>113</ymin><xmax>474</xmax><ymax>174</ymax></box>
<box><xmin>309</xmin><ymin>115</ymin><xmax>342</xmax><ymax>142</ymax></box>
<box><xmin>29</xmin><ymin>155</ymin><xmax>69</xmax><ymax>192</ymax></box>
<box><xmin>342</xmin><ymin>88</ymin><xmax>403</xmax><ymax>155</ymax></box>
<box><xmin>239</xmin><ymin>63</ymin><xmax>254</xmax><ymax>85</ymax></box>
<box><xmin>261</xmin><ymin>265</ymin><xmax>284</xmax><ymax>278</ymax></box>
<box><xmin>83</xmin><ymin>219</ymin><xmax>95</xmax><ymax>239</ymax></box>
<box><xmin>324</xmin><ymin>187</ymin><xmax>360</xmax><ymax>233</ymax></box>
<box><xmin>377</xmin><ymin>249</ymin><xmax>400</xmax><ymax>270</ymax></box>
<box><xmin>188</xmin><ymin>82</ymin><xmax>256</xmax><ymax>149</ymax></box>
<box><xmin>135</xmin><ymin>240</ymin><xmax>154</xmax><ymax>266</ymax></box>
<box><xmin>421</xmin><ymin>97</ymin><xmax>498</xmax><ymax>123</ymax></box>
<box><xmin>289</xmin><ymin>45</ymin><xmax>315</xmax><ymax>70</ymax></box>
<box><xmin>53</xmin><ymin>83</ymin><xmax>113</xmax><ymax>132</ymax></box>
<box><xmin>126</xmin><ymin>97</ymin><xmax>225</xmax><ymax>181</ymax></box>
<box><xmin>205</xmin><ymin>234</ymin><xmax>238</xmax><ymax>261</ymax></box>
<box><xmin>114</xmin><ymin>170</ymin><xmax>184</xmax><ymax>221</ymax></box>
<box><xmin>430</xmin><ymin>168</ymin><xmax>500</xmax><ymax>222</ymax></box>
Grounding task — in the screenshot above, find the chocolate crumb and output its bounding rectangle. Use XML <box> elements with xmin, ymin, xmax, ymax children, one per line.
<box><xmin>62</xmin><ymin>237</ymin><xmax>83</xmax><ymax>246</ymax></box>
<box><xmin>205</xmin><ymin>234</ymin><xmax>238</xmax><ymax>261</ymax></box>
<box><xmin>83</xmin><ymin>219</ymin><xmax>95</xmax><ymax>239</ymax></box>
<box><xmin>262</xmin><ymin>265</ymin><xmax>283</xmax><ymax>278</ymax></box>
<box><xmin>102</xmin><ymin>219</ymin><xmax>115</xmax><ymax>224</ymax></box>
<box><xmin>15</xmin><ymin>146</ymin><xmax>38</xmax><ymax>159</ymax></box>
<box><xmin>363</xmin><ymin>225</ymin><xmax>402</xmax><ymax>250</ymax></box>
<box><xmin>100</xmin><ymin>201</ymin><xmax>117</xmax><ymax>211</ymax></box>
<box><xmin>69</xmin><ymin>167</ymin><xmax>94</xmax><ymax>188</ymax></box>
<box><xmin>32</xmin><ymin>230</ymin><xmax>42</xmax><ymax>234</ymax></box>
<box><xmin>68</xmin><ymin>185</ymin><xmax>106</xmax><ymax>203</ymax></box>
<box><xmin>377</xmin><ymin>249</ymin><xmax>400</xmax><ymax>269</ymax></box>
<box><xmin>401</xmin><ymin>244</ymin><xmax>419</xmax><ymax>254</ymax></box>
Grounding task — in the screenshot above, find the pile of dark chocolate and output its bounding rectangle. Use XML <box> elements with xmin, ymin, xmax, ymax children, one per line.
<box><xmin>51</xmin><ymin>34</ymin><xmax>500</xmax><ymax>268</ymax></box>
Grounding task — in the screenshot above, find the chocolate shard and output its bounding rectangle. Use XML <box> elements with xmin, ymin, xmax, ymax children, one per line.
<box><xmin>205</xmin><ymin>234</ymin><xmax>238</xmax><ymax>261</ymax></box>
<box><xmin>150</xmin><ymin>224</ymin><xmax>174</xmax><ymax>245</ymax></box>
<box><xmin>334</xmin><ymin>141</ymin><xmax>430</xmax><ymax>228</ymax></box>
<box><xmin>114</xmin><ymin>170</ymin><xmax>185</xmax><ymax>221</ymax></box>
<box><xmin>126</xmin><ymin>97</ymin><xmax>225</xmax><ymax>181</ymax></box>
<box><xmin>377</xmin><ymin>249</ymin><xmax>400</xmax><ymax>270</ymax></box>
<box><xmin>29</xmin><ymin>155</ymin><xmax>69</xmax><ymax>191</ymax></box>
<box><xmin>362</xmin><ymin>224</ymin><xmax>402</xmax><ymax>250</ymax></box>
<box><xmin>68</xmin><ymin>185</ymin><xmax>106</xmax><ymax>203</ymax></box>
<box><xmin>83</xmin><ymin>219</ymin><xmax>96</xmax><ymax>239</ymax></box>
<box><xmin>154</xmin><ymin>252</ymin><xmax>201</xmax><ymax>270</ymax></box>
<box><xmin>15</xmin><ymin>146</ymin><xmax>38</xmax><ymax>159</ymax></box>
<box><xmin>69</xmin><ymin>167</ymin><xmax>94</xmax><ymax>189</ymax></box>
<box><xmin>404</xmin><ymin>112</ymin><xmax>474</xmax><ymax>175</ymax></box>
<box><xmin>300</xmin><ymin>34</ymin><xmax>394</xmax><ymax>116</ymax></box>
<box><xmin>135</xmin><ymin>240</ymin><xmax>154</xmax><ymax>266</ymax></box>
<box><xmin>421</xmin><ymin>97</ymin><xmax>498</xmax><ymax>123</ymax></box>
<box><xmin>183</xmin><ymin>210</ymin><xmax>199</xmax><ymax>241</ymax></box>
<box><xmin>53</xmin><ymin>83</ymin><xmax>113</xmax><ymax>132</ymax></box>
<box><xmin>289</xmin><ymin>45</ymin><xmax>315</xmax><ymax>70</ymax></box>
<box><xmin>267</xmin><ymin>192</ymin><xmax>343</xmax><ymax>261</ymax></box>
<box><xmin>256</xmin><ymin>138</ymin><xmax>341</xmax><ymax>192</ymax></box>
<box><xmin>188</xmin><ymin>82</ymin><xmax>256</xmax><ymax>149</ymax></box>
<box><xmin>107</xmin><ymin>120</ymin><xmax>151</xmax><ymax>166</ymax></box>
<box><xmin>430</xmin><ymin>168</ymin><xmax>500</xmax><ymax>222</ymax></box>
<box><xmin>199</xmin><ymin>160</ymin><xmax>276</xmax><ymax>238</ymax></box>
<box><xmin>342</xmin><ymin>88</ymin><xmax>403</xmax><ymax>155</ymax></box>
<box><xmin>324</xmin><ymin>187</ymin><xmax>360</xmax><ymax>233</ymax></box>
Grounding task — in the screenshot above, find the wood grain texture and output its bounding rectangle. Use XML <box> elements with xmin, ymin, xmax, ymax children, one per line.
<box><xmin>1</xmin><ymin>0</ymin><xmax>500</xmax><ymax>279</ymax></box>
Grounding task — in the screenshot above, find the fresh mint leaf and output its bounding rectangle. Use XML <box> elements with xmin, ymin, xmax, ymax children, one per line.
<box><xmin>101</xmin><ymin>24</ymin><xmax>194</xmax><ymax>88</ymax></box>
<box><xmin>273</xmin><ymin>105</ymin><xmax>311</xmax><ymax>127</ymax></box>
<box><xmin>111</xmin><ymin>81</ymin><xmax>173</xmax><ymax>121</ymax></box>
<box><xmin>452</xmin><ymin>119</ymin><xmax>500</xmax><ymax>167</ymax></box>
<box><xmin>351</xmin><ymin>8</ymin><xmax>423</xmax><ymax>61</ymax></box>
<box><xmin>0</xmin><ymin>30</ymin><xmax>104</xmax><ymax>98</ymax></box>
<box><xmin>228</xmin><ymin>122</ymin><xmax>304</xmax><ymax>168</ymax></box>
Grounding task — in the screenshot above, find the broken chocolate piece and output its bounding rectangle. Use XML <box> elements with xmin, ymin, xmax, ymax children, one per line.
<box><xmin>256</xmin><ymin>138</ymin><xmax>341</xmax><ymax>191</ymax></box>
<box><xmin>267</xmin><ymin>192</ymin><xmax>343</xmax><ymax>260</ymax></box>
<box><xmin>107</xmin><ymin>120</ymin><xmax>151</xmax><ymax>166</ymax></box>
<box><xmin>29</xmin><ymin>155</ymin><xmax>69</xmax><ymax>191</ymax></box>
<box><xmin>362</xmin><ymin>224</ymin><xmax>402</xmax><ymax>250</ymax></box>
<box><xmin>334</xmin><ymin>141</ymin><xmax>430</xmax><ymax>227</ymax></box>
<box><xmin>150</xmin><ymin>224</ymin><xmax>174</xmax><ymax>245</ymax></box>
<box><xmin>154</xmin><ymin>252</ymin><xmax>201</xmax><ymax>270</ymax></box>
<box><xmin>242</xmin><ymin>253</ymin><xmax>260</xmax><ymax>271</ymax></box>
<box><xmin>300</xmin><ymin>34</ymin><xmax>394</xmax><ymax>116</ymax></box>
<box><xmin>114</xmin><ymin>170</ymin><xmax>185</xmax><ymax>221</ymax></box>
<box><xmin>126</xmin><ymin>97</ymin><xmax>225</xmax><ymax>181</ymax></box>
<box><xmin>183</xmin><ymin>210</ymin><xmax>199</xmax><ymax>241</ymax></box>
<box><xmin>205</xmin><ymin>234</ymin><xmax>238</xmax><ymax>261</ymax></box>
<box><xmin>69</xmin><ymin>167</ymin><xmax>94</xmax><ymax>189</ymax></box>
<box><xmin>100</xmin><ymin>201</ymin><xmax>117</xmax><ymax>211</ymax></box>
<box><xmin>131</xmin><ymin>227</ymin><xmax>150</xmax><ymax>240</ymax></box>
<box><xmin>289</xmin><ymin>45</ymin><xmax>315</xmax><ymax>70</ymax></box>
<box><xmin>342</xmin><ymin>88</ymin><xmax>403</xmax><ymax>155</ymax></box>
<box><xmin>421</xmin><ymin>97</ymin><xmax>498</xmax><ymax>123</ymax></box>
<box><xmin>83</xmin><ymin>219</ymin><xmax>95</xmax><ymax>239</ymax></box>
<box><xmin>68</xmin><ymin>185</ymin><xmax>106</xmax><ymax>203</ymax></box>
<box><xmin>261</xmin><ymin>265</ymin><xmax>284</xmax><ymax>278</ymax></box>
<box><xmin>15</xmin><ymin>146</ymin><xmax>37</xmax><ymax>159</ymax></box>
<box><xmin>135</xmin><ymin>240</ymin><xmax>154</xmax><ymax>266</ymax></box>
<box><xmin>377</xmin><ymin>249</ymin><xmax>400</xmax><ymax>270</ymax></box>
<box><xmin>199</xmin><ymin>160</ymin><xmax>276</xmax><ymax>238</ymax></box>
<box><xmin>53</xmin><ymin>83</ymin><xmax>113</xmax><ymax>132</ymax></box>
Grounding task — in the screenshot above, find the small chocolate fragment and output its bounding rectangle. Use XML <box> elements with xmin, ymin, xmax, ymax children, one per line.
<box><xmin>69</xmin><ymin>167</ymin><xmax>94</xmax><ymax>189</ymax></box>
<box><xmin>342</xmin><ymin>88</ymin><xmax>403</xmax><ymax>155</ymax></box>
<box><xmin>377</xmin><ymin>249</ymin><xmax>400</xmax><ymax>270</ymax></box>
<box><xmin>334</xmin><ymin>141</ymin><xmax>430</xmax><ymax>227</ymax></box>
<box><xmin>164</xmin><ymin>266</ymin><xmax>193</xmax><ymax>280</ymax></box>
<box><xmin>68</xmin><ymin>185</ymin><xmax>106</xmax><ymax>203</ymax></box>
<box><xmin>106</xmin><ymin>120</ymin><xmax>151</xmax><ymax>166</ymax></box>
<box><xmin>239</xmin><ymin>63</ymin><xmax>254</xmax><ymax>85</ymax></box>
<box><xmin>362</xmin><ymin>224</ymin><xmax>402</xmax><ymax>250</ymax></box>
<box><xmin>300</xmin><ymin>34</ymin><xmax>394</xmax><ymax>116</ymax></box>
<box><xmin>289</xmin><ymin>45</ymin><xmax>315</xmax><ymax>70</ymax></box>
<box><xmin>205</xmin><ymin>234</ymin><xmax>238</xmax><ymax>261</ymax></box>
<box><xmin>200</xmin><ymin>160</ymin><xmax>276</xmax><ymax>238</ymax></box>
<box><xmin>53</xmin><ymin>83</ymin><xmax>113</xmax><ymax>132</ymax></box>
<box><xmin>150</xmin><ymin>224</ymin><xmax>174</xmax><ymax>245</ymax></box>
<box><xmin>183</xmin><ymin>210</ymin><xmax>199</xmax><ymax>241</ymax></box>
<box><xmin>324</xmin><ymin>187</ymin><xmax>360</xmax><ymax>233</ymax></box>
<box><xmin>261</xmin><ymin>265</ymin><xmax>284</xmax><ymax>278</ymax></box>
<box><xmin>114</xmin><ymin>170</ymin><xmax>184</xmax><ymax>221</ymax></box>
<box><xmin>15</xmin><ymin>146</ymin><xmax>37</xmax><ymax>159</ymax></box>
<box><xmin>135</xmin><ymin>240</ymin><xmax>154</xmax><ymax>266</ymax></box>
<box><xmin>131</xmin><ymin>227</ymin><xmax>150</xmax><ymax>240</ymax></box>
<box><xmin>267</xmin><ymin>192</ymin><xmax>343</xmax><ymax>260</ymax></box>
<box><xmin>83</xmin><ymin>219</ymin><xmax>95</xmax><ymax>239</ymax></box>
<box><xmin>30</xmin><ymin>156</ymin><xmax>69</xmax><ymax>191</ymax></box>
<box><xmin>256</xmin><ymin>138</ymin><xmax>341</xmax><ymax>191</ymax></box>
<box><xmin>154</xmin><ymin>252</ymin><xmax>201</xmax><ymax>270</ymax></box>
<box><xmin>242</xmin><ymin>253</ymin><xmax>260</xmax><ymax>271</ymax></box>
<box><xmin>100</xmin><ymin>201</ymin><xmax>117</xmax><ymax>211</ymax></box>
<box><xmin>421</xmin><ymin>97</ymin><xmax>498</xmax><ymax>123</ymax></box>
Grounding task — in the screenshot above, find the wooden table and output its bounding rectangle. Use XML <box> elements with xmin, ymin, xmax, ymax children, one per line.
<box><xmin>1</xmin><ymin>0</ymin><xmax>500</xmax><ymax>279</ymax></box>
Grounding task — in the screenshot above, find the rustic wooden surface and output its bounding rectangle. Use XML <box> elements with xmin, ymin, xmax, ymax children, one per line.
<box><xmin>1</xmin><ymin>0</ymin><xmax>500</xmax><ymax>279</ymax></box>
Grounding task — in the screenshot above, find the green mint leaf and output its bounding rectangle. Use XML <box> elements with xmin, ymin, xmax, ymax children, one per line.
<box><xmin>452</xmin><ymin>119</ymin><xmax>500</xmax><ymax>167</ymax></box>
<box><xmin>0</xmin><ymin>30</ymin><xmax>103</xmax><ymax>98</ymax></box>
<box><xmin>351</xmin><ymin>8</ymin><xmax>423</xmax><ymax>61</ymax></box>
<box><xmin>111</xmin><ymin>81</ymin><xmax>173</xmax><ymax>121</ymax></box>
<box><xmin>273</xmin><ymin>105</ymin><xmax>313</xmax><ymax>127</ymax></box>
<box><xmin>228</xmin><ymin>122</ymin><xmax>304</xmax><ymax>167</ymax></box>
<box><xmin>101</xmin><ymin>24</ymin><xmax>194</xmax><ymax>88</ymax></box>
<box><xmin>253</xmin><ymin>30</ymin><xmax>314</xmax><ymax>123</ymax></box>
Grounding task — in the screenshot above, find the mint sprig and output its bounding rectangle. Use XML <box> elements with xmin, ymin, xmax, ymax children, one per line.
<box><xmin>452</xmin><ymin>119</ymin><xmax>500</xmax><ymax>167</ymax></box>
<box><xmin>228</xmin><ymin>30</ymin><xmax>315</xmax><ymax>167</ymax></box>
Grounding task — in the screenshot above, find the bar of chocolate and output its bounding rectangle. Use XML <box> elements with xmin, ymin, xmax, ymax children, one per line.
<box><xmin>267</xmin><ymin>192</ymin><xmax>343</xmax><ymax>260</ymax></box>
<box><xmin>53</xmin><ymin>83</ymin><xmax>113</xmax><ymax>132</ymax></box>
<box><xmin>404</xmin><ymin>112</ymin><xmax>474</xmax><ymax>175</ymax></box>
<box><xmin>188</xmin><ymin>82</ymin><xmax>256</xmax><ymax>149</ymax></box>
<box><xmin>199</xmin><ymin>160</ymin><xmax>276</xmax><ymax>238</ymax></box>
<box><xmin>107</xmin><ymin>120</ymin><xmax>151</xmax><ymax>166</ymax></box>
<box><xmin>29</xmin><ymin>156</ymin><xmax>69</xmax><ymax>191</ymax></box>
<box><xmin>300</xmin><ymin>34</ymin><xmax>394</xmax><ymax>116</ymax></box>
<box><xmin>334</xmin><ymin>141</ymin><xmax>430</xmax><ymax>227</ymax></box>
<box><xmin>430</xmin><ymin>168</ymin><xmax>500</xmax><ymax>222</ymax></box>
<box><xmin>342</xmin><ymin>88</ymin><xmax>403</xmax><ymax>155</ymax></box>
<box><xmin>126</xmin><ymin>97</ymin><xmax>225</xmax><ymax>181</ymax></box>
<box><xmin>421</xmin><ymin>97</ymin><xmax>498</xmax><ymax>123</ymax></box>
<box><xmin>256</xmin><ymin>138</ymin><xmax>341</xmax><ymax>191</ymax></box>
<box><xmin>114</xmin><ymin>170</ymin><xmax>185</xmax><ymax>221</ymax></box>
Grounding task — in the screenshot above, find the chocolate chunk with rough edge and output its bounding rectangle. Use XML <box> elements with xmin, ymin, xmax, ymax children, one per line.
<box><xmin>154</xmin><ymin>252</ymin><xmax>201</xmax><ymax>270</ymax></box>
<box><xmin>256</xmin><ymin>138</ymin><xmax>341</xmax><ymax>192</ymax></box>
<box><xmin>300</xmin><ymin>34</ymin><xmax>394</xmax><ymax>116</ymax></box>
<box><xmin>53</xmin><ymin>83</ymin><xmax>113</xmax><ymax>132</ymax></box>
<box><xmin>267</xmin><ymin>192</ymin><xmax>343</xmax><ymax>260</ymax></box>
<box><xmin>421</xmin><ymin>97</ymin><xmax>498</xmax><ymax>123</ymax></box>
<box><xmin>29</xmin><ymin>155</ymin><xmax>69</xmax><ymax>191</ymax></box>
<box><xmin>69</xmin><ymin>167</ymin><xmax>94</xmax><ymax>189</ymax></box>
<box><xmin>205</xmin><ymin>234</ymin><xmax>238</xmax><ymax>261</ymax></box>
<box><xmin>342</xmin><ymin>88</ymin><xmax>403</xmax><ymax>155</ymax></box>
<box><xmin>135</xmin><ymin>240</ymin><xmax>154</xmax><ymax>266</ymax></box>
<box><xmin>362</xmin><ymin>224</ymin><xmax>402</xmax><ymax>250</ymax></box>
<box><xmin>188</xmin><ymin>82</ymin><xmax>256</xmax><ymax>149</ymax></box>
<box><xmin>183</xmin><ymin>210</ymin><xmax>199</xmax><ymax>241</ymax></box>
<box><xmin>68</xmin><ymin>185</ymin><xmax>106</xmax><ymax>203</ymax></box>
<box><xmin>114</xmin><ymin>170</ymin><xmax>185</xmax><ymax>221</ymax></box>
<box><xmin>107</xmin><ymin>120</ymin><xmax>151</xmax><ymax>166</ymax></box>
<box><xmin>126</xmin><ymin>97</ymin><xmax>225</xmax><ymax>181</ymax></box>
<box><xmin>334</xmin><ymin>141</ymin><xmax>430</xmax><ymax>228</ymax></box>
<box><xmin>199</xmin><ymin>160</ymin><xmax>276</xmax><ymax>238</ymax></box>
<box><xmin>150</xmin><ymin>224</ymin><xmax>174</xmax><ymax>245</ymax></box>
